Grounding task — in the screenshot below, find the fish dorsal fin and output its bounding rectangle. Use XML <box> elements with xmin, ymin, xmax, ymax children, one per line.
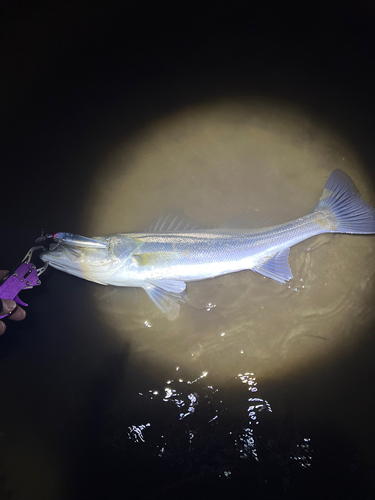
<box><xmin>252</xmin><ymin>248</ymin><xmax>293</xmax><ymax>283</ymax></box>
<box><xmin>143</xmin><ymin>284</ymin><xmax>186</xmax><ymax>320</ymax></box>
<box><xmin>145</xmin><ymin>211</ymin><xmax>204</xmax><ymax>232</ymax></box>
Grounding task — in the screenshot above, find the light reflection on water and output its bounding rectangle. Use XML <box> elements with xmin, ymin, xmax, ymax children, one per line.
<box><xmin>108</xmin><ymin>370</ymin><xmax>312</xmax><ymax>480</ymax></box>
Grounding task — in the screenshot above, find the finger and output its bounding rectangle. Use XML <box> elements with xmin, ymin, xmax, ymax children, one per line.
<box><xmin>0</xmin><ymin>299</ymin><xmax>17</xmax><ymax>316</ymax></box>
<box><xmin>0</xmin><ymin>321</ymin><xmax>5</xmax><ymax>335</ymax></box>
<box><xmin>0</xmin><ymin>270</ymin><xmax>9</xmax><ymax>280</ymax></box>
<box><xmin>9</xmin><ymin>306</ymin><xmax>26</xmax><ymax>321</ymax></box>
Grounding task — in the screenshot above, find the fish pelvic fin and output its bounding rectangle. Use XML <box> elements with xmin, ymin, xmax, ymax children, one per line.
<box><xmin>143</xmin><ymin>283</ymin><xmax>187</xmax><ymax>320</ymax></box>
<box><xmin>145</xmin><ymin>279</ymin><xmax>186</xmax><ymax>294</ymax></box>
<box><xmin>315</xmin><ymin>170</ymin><xmax>375</xmax><ymax>234</ymax></box>
<box><xmin>252</xmin><ymin>248</ymin><xmax>293</xmax><ymax>283</ymax></box>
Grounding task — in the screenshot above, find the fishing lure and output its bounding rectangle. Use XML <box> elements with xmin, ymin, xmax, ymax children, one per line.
<box><xmin>36</xmin><ymin>232</ymin><xmax>107</xmax><ymax>249</ymax></box>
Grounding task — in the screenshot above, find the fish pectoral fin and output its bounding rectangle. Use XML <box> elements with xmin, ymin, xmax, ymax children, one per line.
<box><xmin>252</xmin><ymin>248</ymin><xmax>293</xmax><ymax>283</ymax></box>
<box><xmin>145</xmin><ymin>278</ymin><xmax>186</xmax><ymax>294</ymax></box>
<box><xmin>143</xmin><ymin>284</ymin><xmax>186</xmax><ymax>321</ymax></box>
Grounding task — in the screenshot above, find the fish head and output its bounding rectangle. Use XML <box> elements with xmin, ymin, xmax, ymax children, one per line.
<box><xmin>39</xmin><ymin>237</ymin><xmax>115</xmax><ymax>284</ymax></box>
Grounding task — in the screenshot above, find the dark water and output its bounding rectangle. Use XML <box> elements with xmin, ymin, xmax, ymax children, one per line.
<box><xmin>1</xmin><ymin>2</ymin><xmax>375</xmax><ymax>499</ymax></box>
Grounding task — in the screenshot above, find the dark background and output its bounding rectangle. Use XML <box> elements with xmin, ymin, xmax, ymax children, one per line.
<box><xmin>1</xmin><ymin>1</ymin><xmax>375</xmax><ymax>499</ymax></box>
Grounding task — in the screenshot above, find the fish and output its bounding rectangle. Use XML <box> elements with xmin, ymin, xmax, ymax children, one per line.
<box><xmin>40</xmin><ymin>170</ymin><xmax>375</xmax><ymax>320</ymax></box>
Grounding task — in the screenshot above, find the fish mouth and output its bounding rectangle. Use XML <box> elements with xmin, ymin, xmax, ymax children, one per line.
<box><xmin>39</xmin><ymin>244</ymin><xmax>83</xmax><ymax>271</ymax></box>
<box><xmin>39</xmin><ymin>243</ymin><xmax>113</xmax><ymax>283</ymax></box>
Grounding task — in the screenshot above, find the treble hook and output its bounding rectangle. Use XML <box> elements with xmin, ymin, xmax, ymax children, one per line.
<box><xmin>35</xmin><ymin>229</ymin><xmax>53</xmax><ymax>244</ymax></box>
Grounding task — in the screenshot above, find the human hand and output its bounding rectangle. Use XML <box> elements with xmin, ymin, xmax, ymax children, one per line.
<box><xmin>0</xmin><ymin>270</ymin><xmax>26</xmax><ymax>335</ymax></box>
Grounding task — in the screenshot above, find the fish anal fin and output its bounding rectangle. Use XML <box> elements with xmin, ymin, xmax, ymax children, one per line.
<box><xmin>143</xmin><ymin>284</ymin><xmax>186</xmax><ymax>320</ymax></box>
<box><xmin>252</xmin><ymin>248</ymin><xmax>293</xmax><ymax>283</ymax></box>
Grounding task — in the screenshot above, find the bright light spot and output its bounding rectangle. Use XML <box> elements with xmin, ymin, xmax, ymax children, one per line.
<box><xmin>164</xmin><ymin>388</ymin><xmax>173</xmax><ymax>399</ymax></box>
<box><xmin>237</xmin><ymin>373</ymin><xmax>258</xmax><ymax>392</ymax></box>
<box><xmin>188</xmin><ymin>431</ymin><xmax>195</xmax><ymax>443</ymax></box>
<box><xmin>187</xmin><ymin>371</ymin><xmax>208</xmax><ymax>384</ymax></box>
<box><xmin>127</xmin><ymin>423</ymin><xmax>151</xmax><ymax>443</ymax></box>
<box><xmin>89</xmin><ymin>99</ymin><xmax>374</xmax><ymax>386</ymax></box>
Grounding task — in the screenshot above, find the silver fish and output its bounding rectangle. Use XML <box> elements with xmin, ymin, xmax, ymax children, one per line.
<box><xmin>40</xmin><ymin>170</ymin><xmax>375</xmax><ymax>320</ymax></box>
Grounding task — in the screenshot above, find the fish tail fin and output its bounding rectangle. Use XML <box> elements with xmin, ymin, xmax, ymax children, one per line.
<box><xmin>314</xmin><ymin>169</ymin><xmax>375</xmax><ymax>234</ymax></box>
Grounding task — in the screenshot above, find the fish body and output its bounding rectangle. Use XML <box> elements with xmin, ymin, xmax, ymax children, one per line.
<box><xmin>40</xmin><ymin>170</ymin><xmax>375</xmax><ymax>319</ymax></box>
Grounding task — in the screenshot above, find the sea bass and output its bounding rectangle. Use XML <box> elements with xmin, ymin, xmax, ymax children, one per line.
<box><xmin>40</xmin><ymin>170</ymin><xmax>375</xmax><ymax>320</ymax></box>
